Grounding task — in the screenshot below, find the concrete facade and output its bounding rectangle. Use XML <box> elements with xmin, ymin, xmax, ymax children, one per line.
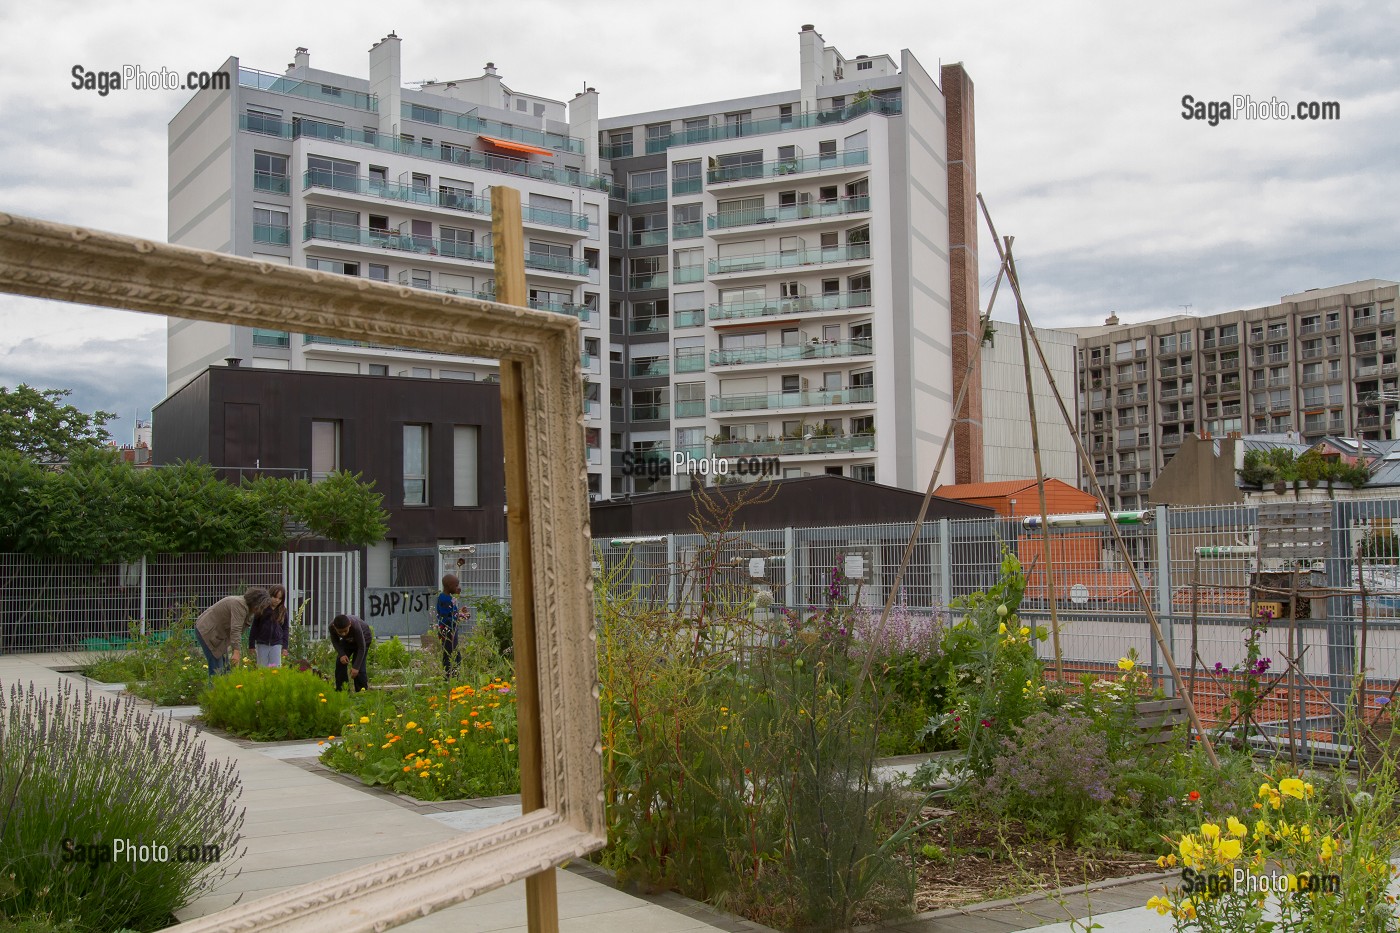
<box><xmin>1073</xmin><ymin>280</ymin><xmax>1400</xmax><ymax>510</ymax></box>
<box><xmin>979</xmin><ymin>324</ymin><xmax>1079</xmax><ymax>485</ymax></box>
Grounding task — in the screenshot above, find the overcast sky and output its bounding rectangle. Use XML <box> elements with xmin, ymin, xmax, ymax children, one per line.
<box><xmin>1</xmin><ymin>0</ymin><xmax>1396</xmax><ymax>435</ymax></box>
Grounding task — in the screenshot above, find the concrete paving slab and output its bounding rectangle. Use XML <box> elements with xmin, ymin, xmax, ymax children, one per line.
<box><xmin>426</xmin><ymin>805</ymin><xmax>521</xmax><ymax>833</ymax></box>
<box><xmin>256</xmin><ymin>741</ymin><xmax>326</xmax><ymax>759</ymax></box>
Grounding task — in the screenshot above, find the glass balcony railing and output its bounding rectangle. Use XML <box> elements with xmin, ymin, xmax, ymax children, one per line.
<box><xmin>629</xmin><ymin>230</ymin><xmax>668</xmax><ymax>248</ymax></box>
<box><xmin>629</xmin><ymin>316</ymin><xmax>669</xmax><ymax>335</ymax></box>
<box><xmin>630</xmin><ymin>358</ymin><xmax>670</xmax><ymax>378</ymax></box>
<box><xmin>712</xmin><ymin>434</ymin><xmax>875</xmax><ymax>458</ymax></box>
<box><xmin>521</xmin><ymin>204</ymin><xmax>592</xmax><ymax>231</ymax></box>
<box><xmin>302</xmin><ymin>221</ymin><xmax>492</xmax><ymax>262</ymax></box>
<box><xmin>239</xmin><ymin>114</ymin><xmax>611</xmax><ymax>192</ymax></box>
<box><xmin>708</xmin><ymin>196</ymin><xmax>870</xmax><ymax>230</ymax></box>
<box><xmin>672</xmin><ymin>177</ymin><xmax>702</xmax><ymax>196</ymax></box>
<box><xmin>251</xmin><ymin>329</ymin><xmax>290</xmax><ymax>348</ymax></box>
<box><xmin>253</xmin><ymin>223</ymin><xmax>290</xmax><ymax>245</ymax></box>
<box><xmin>402</xmin><ymin>101</ymin><xmax>583</xmax><ymax>154</ymax></box>
<box><xmin>628</xmin><ymin>185</ymin><xmax>668</xmax><ymax>205</ymax></box>
<box><xmin>675</xmin><ymin>351</ymin><xmax>705</xmax><ymax>373</ymax></box>
<box><xmin>674</xmin><ymin>309</ymin><xmax>704</xmax><ymax>328</ymax></box>
<box><xmin>303</xmin><ymin>171</ymin><xmax>490</xmax><ymax>215</ymax></box>
<box><xmin>709</xmin><ymin>243</ymin><xmax>871</xmax><ymax>275</ymax></box>
<box><xmin>673</xmin><ymin>266</ymin><xmax>705</xmax><ymax>284</ymax></box>
<box><xmin>528</xmin><ymin>298</ymin><xmax>592</xmax><ymax>321</ymax></box>
<box><xmin>600</xmin><ymin>142</ymin><xmax>634</xmax><ymax>159</ymax></box>
<box><xmin>672</xmin><ymin>221</ymin><xmax>703</xmax><ymax>240</ymax></box>
<box><xmin>674</xmin><ymin>401</ymin><xmax>705</xmax><ymax>418</ymax></box>
<box><xmin>239</xmin><ymin>67</ymin><xmax>378</xmax><ymax>111</ymax></box>
<box><xmin>253</xmin><ymin>172</ymin><xmax>290</xmax><ymax>194</ymax></box>
<box><xmin>708</xmin><ymin>290</ymin><xmax>872</xmax><ymax>320</ymax></box>
<box><xmin>630</xmin><ymin>405</ymin><xmax>668</xmax><ymax>422</ymax></box>
<box><xmin>524</xmin><ymin>252</ymin><xmax>590</xmax><ymax>276</ymax></box>
<box><xmin>710</xmin><ymin>338</ymin><xmax>873</xmax><ymax>366</ymax></box>
<box><xmin>645</xmin><ymin>96</ymin><xmax>902</xmax><ymax>152</ymax></box>
<box><xmin>627</xmin><ymin>271</ymin><xmax>668</xmax><ymax>291</ymax></box>
<box><xmin>711</xmin><ymin>386</ymin><xmax>874</xmax><ymax>412</ymax></box>
<box><xmin>707</xmin><ymin>149</ymin><xmax>869</xmax><ymax>185</ymax></box>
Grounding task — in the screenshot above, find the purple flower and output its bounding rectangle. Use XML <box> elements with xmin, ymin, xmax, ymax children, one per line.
<box><xmin>1377</xmin><ymin>696</ymin><xmax>1392</xmax><ymax>707</ymax></box>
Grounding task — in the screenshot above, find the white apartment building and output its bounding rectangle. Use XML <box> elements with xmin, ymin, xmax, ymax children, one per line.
<box><xmin>167</xmin><ymin>26</ymin><xmax>983</xmax><ymax>506</ymax></box>
<box><xmin>166</xmin><ymin>35</ymin><xmax>612</xmax><ymax>497</ymax></box>
<box><xmin>979</xmin><ymin>324</ymin><xmax>1079</xmax><ymax>485</ymax></box>
<box><xmin>600</xmin><ymin>25</ymin><xmax>982</xmax><ymax>494</ymax></box>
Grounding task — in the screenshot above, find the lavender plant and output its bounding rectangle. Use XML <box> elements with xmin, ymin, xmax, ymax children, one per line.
<box><xmin>0</xmin><ymin>682</ymin><xmax>244</xmax><ymax>931</ymax></box>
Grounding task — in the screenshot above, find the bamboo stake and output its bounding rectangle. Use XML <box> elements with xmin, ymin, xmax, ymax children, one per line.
<box><xmin>979</xmin><ymin>194</ymin><xmax>1219</xmax><ymax>767</ymax></box>
<box><xmin>1010</xmin><ymin>233</ymin><xmax>1063</xmax><ymax>683</ymax></box>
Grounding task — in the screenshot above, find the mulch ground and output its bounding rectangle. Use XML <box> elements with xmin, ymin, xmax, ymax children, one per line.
<box><xmin>906</xmin><ymin>808</ymin><xmax>1159</xmax><ymax>912</ymax></box>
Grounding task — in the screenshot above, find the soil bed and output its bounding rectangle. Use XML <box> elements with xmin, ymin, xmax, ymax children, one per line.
<box><xmin>907</xmin><ymin>809</ymin><xmax>1159</xmax><ymax>912</ymax></box>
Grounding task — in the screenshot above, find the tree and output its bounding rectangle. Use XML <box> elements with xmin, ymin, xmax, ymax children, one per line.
<box><xmin>0</xmin><ymin>385</ymin><xmax>116</xmax><ymax>464</ymax></box>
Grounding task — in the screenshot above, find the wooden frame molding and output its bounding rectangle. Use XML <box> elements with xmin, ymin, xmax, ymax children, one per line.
<box><xmin>0</xmin><ymin>212</ymin><xmax>603</xmax><ymax>932</ymax></box>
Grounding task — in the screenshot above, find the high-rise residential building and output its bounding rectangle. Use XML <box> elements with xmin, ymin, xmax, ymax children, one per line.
<box><xmin>166</xmin><ymin>35</ymin><xmax>612</xmax><ymax>496</ymax></box>
<box><xmin>1071</xmin><ymin>279</ymin><xmax>1400</xmax><ymax>509</ymax></box>
<box><xmin>979</xmin><ymin>323</ymin><xmax>1079</xmax><ymax>485</ymax></box>
<box><xmin>166</xmin><ymin>26</ymin><xmax>981</xmax><ymax>508</ymax></box>
<box><xmin>600</xmin><ymin>25</ymin><xmax>981</xmax><ymax>493</ymax></box>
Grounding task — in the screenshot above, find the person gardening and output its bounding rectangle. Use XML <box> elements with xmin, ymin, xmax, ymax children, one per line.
<box><xmin>247</xmin><ymin>583</ymin><xmax>289</xmax><ymax>667</ymax></box>
<box><xmin>330</xmin><ymin>613</ymin><xmax>371</xmax><ymax>693</ymax></box>
<box><xmin>194</xmin><ymin>587</ymin><xmax>270</xmax><ymax>676</ymax></box>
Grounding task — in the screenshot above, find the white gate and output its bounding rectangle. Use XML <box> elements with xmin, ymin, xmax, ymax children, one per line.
<box><xmin>283</xmin><ymin>551</ymin><xmax>361</xmax><ymax>639</ymax></box>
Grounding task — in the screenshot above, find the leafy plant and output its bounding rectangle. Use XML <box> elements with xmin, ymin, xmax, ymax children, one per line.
<box><xmin>0</xmin><ymin>385</ymin><xmax>115</xmax><ymax>465</ymax></box>
<box><xmin>199</xmin><ymin>666</ymin><xmax>352</xmax><ymax>740</ymax></box>
<box><xmin>320</xmin><ymin>679</ymin><xmax>518</xmax><ymax>800</ymax></box>
<box><xmin>0</xmin><ymin>682</ymin><xmax>244</xmax><ymax>931</ymax></box>
<box><xmin>369</xmin><ymin>635</ymin><xmax>411</xmax><ymax>672</ymax></box>
<box><xmin>470</xmin><ymin>596</ymin><xmax>514</xmax><ymax>660</ymax></box>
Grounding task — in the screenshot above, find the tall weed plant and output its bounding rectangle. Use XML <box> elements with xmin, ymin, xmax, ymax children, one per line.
<box><xmin>0</xmin><ymin>682</ymin><xmax>243</xmax><ymax>931</ymax></box>
<box><xmin>598</xmin><ymin>487</ymin><xmax>924</xmax><ymax>930</ymax></box>
<box><xmin>200</xmin><ymin>666</ymin><xmax>352</xmax><ymax>740</ymax></box>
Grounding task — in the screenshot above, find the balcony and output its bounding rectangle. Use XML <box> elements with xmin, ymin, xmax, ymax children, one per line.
<box><xmin>630</xmin><ymin>358</ymin><xmax>670</xmax><ymax>378</ymax></box>
<box><xmin>712</xmin><ymin>434</ymin><xmax>875</xmax><ymax>459</ymax></box>
<box><xmin>628</xmin><ymin>185</ymin><xmax>668</xmax><ymax>205</ymax></box>
<box><xmin>525</xmin><ymin>252</ymin><xmax>590</xmax><ymax>277</ymax></box>
<box><xmin>1356</xmin><ymin>339</ymin><xmax>1378</xmax><ymax>353</ymax></box>
<box><xmin>1359</xmin><ymin>414</ymin><xmax>1381</xmax><ymax>429</ymax></box>
<box><xmin>672</xmin><ymin>221</ymin><xmax>703</xmax><ymax>240</ymax></box>
<box><xmin>1300</xmin><ymin>322</ymin><xmax>1321</xmax><ymax>334</ymax></box>
<box><xmin>1354</xmin><ymin>314</ymin><xmax>1379</xmax><ymax>330</ymax></box>
<box><xmin>708</xmin><ymin>290</ymin><xmax>872</xmax><ymax>321</ymax></box>
<box><xmin>528</xmin><ymin>298</ymin><xmax>591</xmax><ymax>321</ymax></box>
<box><xmin>674</xmin><ymin>309</ymin><xmax>704</xmax><ymax>328</ymax></box>
<box><xmin>711</xmin><ymin>385</ymin><xmax>874</xmax><ymax>413</ymax></box>
<box><xmin>251</xmin><ymin>329</ymin><xmax>289</xmax><ymax>348</ymax></box>
<box><xmin>253</xmin><ymin>223</ymin><xmax>290</xmax><ymax>245</ymax></box>
<box><xmin>707</xmin><ymin>196</ymin><xmax>871</xmax><ymax>231</ymax></box>
<box><xmin>303</xmin><ymin>221</ymin><xmax>492</xmax><ymax>263</ymax></box>
<box><xmin>629</xmin><ymin>229</ymin><xmax>667</xmax><ymax>248</ymax></box>
<box><xmin>646</xmin><ymin>96</ymin><xmax>901</xmax><ymax>151</ymax></box>
<box><xmin>673</xmin><ymin>266</ymin><xmax>705</xmax><ymax>285</ymax></box>
<box><xmin>1161</xmin><ymin>434</ymin><xmax>1183</xmax><ymax>448</ymax></box>
<box><xmin>627</xmin><ymin>271</ymin><xmax>668</xmax><ymax>291</ymax></box>
<box><xmin>599</xmin><ymin>142</ymin><xmax>633</xmax><ymax>159</ymax></box>
<box><xmin>239</xmin><ymin>114</ymin><xmax>611</xmax><ymax>191</ymax></box>
<box><xmin>672</xmin><ymin>177</ymin><xmax>702</xmax><ymax>196</ymax></box>
<box><xmin>1357</xmin><ymin>364</ymin><xmax>1380</xmax><ymax>377</ymax></box>
<box><xmin>239</xmin><ymin>67</ymin><xmax>377</xmax><ymax>111</ymax></box>
<box><xmin>254</xmin><ymin>171</ymin><xmax>290</xmax><ymax>194</ymax></box>
<box><xmin>302</xmin><ymin>171</ymin><xmax>591</xmax><ymax>231</ymax></box>
<box><xmin>630</xmin><ymin>405</ymin><xmax>668</xmax><ymax>423</ymax></box>
<box><xmin>674</xmin><ymin>401</ymin><xmax>705</xmax><ymax>418</ymax></box>
<box><xmin>674</xmin><ymin>350</ymin><xmax>705</xmax><ymax>373</ymax></box>
<box><xmin>1301</xmin><ymin>347</ymin><xmax>1324</xmax><ymax>359</ymax></box>
<box><xmin>401</xmin><ymin>101</ymin><xmax>583</xmax><ymax>154</ymax></box>
<box><xmin>707</xmin><ymin>149</ymin><xmax>869</xmax><ymax>186</ymax></box>
<box><xmin>708</xmin><ymin>242</ymin><xmax>871</xmax><ymax>276</ymax></box>
<box><xmin>710</xmin><ymin>338</ymin><xmax>873</xmax><ymax>367</ymax></box>
<box><xmin>629</xmin><ymin>316</ymin><xmax>669</xmax><ymax>336</ymax></box>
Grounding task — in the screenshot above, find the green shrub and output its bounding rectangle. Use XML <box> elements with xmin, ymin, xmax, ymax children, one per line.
<box><xmin>470</xmin><ymin>596</ymin><xmax>514</xmax><ymax>660</ymax></box>
<box><xmin>200</xmin><ymin>666</ymin><xmax>352</xmax><ymax>740</ymax></box>
<box><xmin>0</xmin><ymin>682</ymin><xmax>243</xmax><ymax>932</ymax></box>
<box><xmin>369</xmin><ymin>635</ymin><xmax>410</xmax><ymax>671</ymax></box>
<box><xmin>320</xmin><ymin>679</ymin><xmax>519</xmax><ymax>800</ymax></box>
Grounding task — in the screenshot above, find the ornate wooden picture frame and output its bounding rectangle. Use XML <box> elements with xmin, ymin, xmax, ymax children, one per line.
<box><xmin>0</xmin><ymin>211</ymin><xmax>604</xmax><ymax>932</ymax></box>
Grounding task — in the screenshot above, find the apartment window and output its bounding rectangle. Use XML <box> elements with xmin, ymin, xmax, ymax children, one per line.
<box><xmin>253</xmin><ymin>152</ymin><xmax>289</xmax><ymax>193</ymax></box>
<box><xmin>403</xmin><ymin>425</ymin><xmax>429</xmax><ymax>505</ymax></box>
<box><xmin>852</xmin><ymin>465</ymin><xmax>875</xmax><ymax>482</ymax></box>
<box><xmin>724</xmin><ymin>111</ymin><xmax>751</xmax><ymax>134</ymax></box>
<box><xmin>856</xmin><ymin>60</ymin><xmax>873</xmax><ymax>71</ymax></box>
<box><xmin>645</xmin><ymin>122</ymin><xmax>670</xmax><ymax>146</ymax></box>
<box><xmin>368</xmin><ymin>263</ymin><xmax>389</xmax><ymax>282</ymax></box>
<box><xmin>368</xmin><ymin>363</ymin><xmax>388</xmax><ymax>376</ymax></box>
<box><xmin>305</xmin><ymin>206</ymin><xmax>358</xmax><ymax>241</ymax></box>
<box><xmin>306</xmin><ymin>154</ymin><xmax>358</xmax><ymax>191</ymax></box>
<box><xmin>307</xmin><ymin>258</ymin><xmax>359</xmax><ymax>276</ymax></box>
<box><xmin>675</xmin><ymin>382</ymin><xmax>705</xmax><ymax>418</ymax></box>
<box><xmin>252</xmin><ymin>207</ymin><xmax>290</xmax><ymax>246</ymax></box>
<box><xmin>440</xmin><ymin>226</ymin><xmax>476</xmax><ymax>260</ymax></box>
<box><xmin>673</xmin><ymin>203</ymin><xmax>702</xmax><ymax>238</ymax></box>
<box><xmin>311</xmin><ymin>420</ymin><xmax>340</xmax><ymax>483</ymax></box>
<box><xmin>630</xmin><ymin>212</ymin><xmax>666</xmax><ymax>246</ymax></box>
<box><xmin>674</xmin><ymin>247</ymin><xmax>704</xmax><ymax>284</ymax></box>
<box><xmin>452</xmin><ymin>426</ymin><xmax>479</xmax><ymax>507</ymax></box>
<box><xmin>672</xmin><ymin>159</ymin><xmax>702</xmax><ymax>194</ymax></box>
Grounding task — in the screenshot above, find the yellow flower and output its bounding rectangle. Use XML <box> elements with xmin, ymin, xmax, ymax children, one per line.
<box><xmin>405</xmin><ymin>721</ymin><xmax>418</xmax><ymax>730</ymax></box>
<box><xmin>359</xmin><ymin>716</ymin><xmax>369</xmax><ymax>723</ymax></box>
<box><xmin>1279</xmin><ymin>777</ymin><xmax>1307</xmax><ymax>799</ymax></box>
<box><xmin>1227</xmin><ymin>816</ymin><xmax>1248</xmax><ymax>838</ymax></box>
<box><xmin>1178</xmin><ymin>835</ymin><xmax>1203</xmax><ymax>868</ymax></box>
<box><xmin>234</xmin><ymin>684</ymin><xmax>244</xmax><ymax>689</ymax></box>
<box><xmin>1146</xmin><ymin>895</ymin><xmax>1172</xmax><ymax>915</ymax></box>
<box><xmin>319</xmin><ymin>698</ymin><xmax>327</xmax><ymax>703</ymax></box>
<box><xmin>419</xmin><ymin>771</ymin><xmax>429</xmax><ymax>778</ymax></box>
<box><xmin>997</xmin><ymin>622</ymin><xmax>1008</xmax><ymax>634</ymax></box>
<box><xmin>1019</xmin><ymin>626</ymin><xmax>1030</xmax><ymax>636</ymax></box>
<box><xmin>1320</xmin><ymin>836</ymin><xmax>1337</xmax><ymax>861</ymax></box>
<box><xmin>1217</xmin><ymin>838</ymin><xmax>1242</xmax><ymax>861</ymax></box>
<box><xmin>1118</xmin><ymin>657</ymin><xmax>1135</xmax><ymax>672</ymax></box>
<box><xmin>1200</xmin><ymin>822</ymin><xmax>1221</xmax><ymax>841</ymax></box>
<box><xmin>1155</xmin><ymin>854</ymin><xmax>1178</xmax><ymax>869</ymax></box>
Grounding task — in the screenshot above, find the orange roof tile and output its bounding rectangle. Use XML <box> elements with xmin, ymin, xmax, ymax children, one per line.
<box><xmin>935</xmin><ymin>479</ymin><xmax>1042</xmax><ymax>499</ymax></box>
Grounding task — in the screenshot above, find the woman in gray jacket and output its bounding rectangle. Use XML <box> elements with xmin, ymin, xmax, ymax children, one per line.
<box><xmin>194</xmin><ymin>587</ymin><xmax>270</xmax><ymax>676</ymax></box>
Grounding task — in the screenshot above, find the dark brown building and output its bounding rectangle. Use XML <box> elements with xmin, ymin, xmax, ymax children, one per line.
<box><xmin>153</xmin><ymin>365</ymin><xmax>507</xmax><ymax>555</ymax></box>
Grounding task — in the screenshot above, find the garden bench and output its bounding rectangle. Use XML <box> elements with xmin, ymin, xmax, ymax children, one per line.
<box><xmin>1135</xmin><ymin>697</ymin><xmax>1190</xmax><ymax>745</ymax></box>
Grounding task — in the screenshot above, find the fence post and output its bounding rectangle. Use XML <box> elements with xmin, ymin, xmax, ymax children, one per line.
<box><xmin>666</xmin><ymin>533</ymin><xmax>677</xmax><ymax>612</ymax></box>
<box><xmin>1155</xmin><ymin>504</ymin><xmax>1174</xmax><ymax>697</ymax></box>
<box><xmin>938</xmin><ymin>519</ymin><xmax>953</xmax><ymax>611</ymax></box>
<box><xmin>783</xmin><ymin>526</ymin><xmax>796</xmax><ymax>612</ymax></box>
<box><xmin>138</xmin><ymin>555</ymin><xmax>148</xmax><ymax>636</ymax></box>
<box><xmin>497</xmin><ymin>542</ymin><xmax>508</xmax><ymax>602</ymax></box>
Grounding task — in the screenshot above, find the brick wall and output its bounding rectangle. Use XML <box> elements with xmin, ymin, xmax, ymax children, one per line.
<box><xmin>942</xmin><ymin>63</ymin><xmax>983</xmax><ymax>484</ymax></box>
